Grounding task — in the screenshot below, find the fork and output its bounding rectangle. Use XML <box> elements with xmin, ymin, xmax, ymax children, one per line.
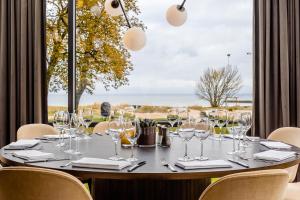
<box><xmin>60</xmin><ymin>161</ymin><xmax>72</xmax><ymax>168</ymax></box>
<box><xmin>161</xmin><ymin>159</ymin><xmax>177</xmax><ymax>172</ymax></box>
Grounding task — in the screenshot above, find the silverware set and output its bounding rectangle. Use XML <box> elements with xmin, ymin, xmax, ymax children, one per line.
<box><xmin>161</xmin><ymin>159</ymin><xmax>177</xmax><ymax>172</ymax></box>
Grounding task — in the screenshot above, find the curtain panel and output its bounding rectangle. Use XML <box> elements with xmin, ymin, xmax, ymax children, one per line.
<box><xmin>253</xmin><ymin>0</ymin><xmax>300</xmax><ymax>138</ymax></box>
<box><xmin>0</xmin><ymin>0</ymin><xmax>47</xmax><ymax>147</ymax></box>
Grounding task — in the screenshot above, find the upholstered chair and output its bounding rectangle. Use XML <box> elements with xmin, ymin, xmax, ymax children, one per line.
<box><xmin>199</xmin><ymin>169</ymin><xmax>289</xmax><ymax>200</ymax></box>
<box><xmin>17</xmin><ymin>124</ymin><xmax>58</xmax><ymax>140</ymax></box>
<box><xmin>93</xmin><ymin>121</ymin><xmax>110</xmax><ymax>135</ymax></box>
<box><xmin>0</xmin><ymin>167</ymin><xmax>93</xmax><ymax>200</ymax></box>
<box><xmin>268</xmin><ymin>127</ymin><xmax>300</xmax><ymax>200</ymax></box>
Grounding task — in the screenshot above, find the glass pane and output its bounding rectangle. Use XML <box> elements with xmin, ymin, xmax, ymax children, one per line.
<box><xmin>75</xmin><ymin>0</ymin><xmax>253</xmax><ymax>123</ymax></box>
<box><xmin>46</xmin><ymin>0</ymin><xmax>69</xmax><ymax>122</ymax></box>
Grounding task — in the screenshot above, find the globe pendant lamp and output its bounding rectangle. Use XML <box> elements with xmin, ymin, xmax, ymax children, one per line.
<box><xmin>166</xmin><ymin>0</ymin><xmax>188</xmax><ymax>27</ymax></box>
<box><xmin>104</xmin><ymin>0</ymin><xmax>123</xmax><ymax>16</ymax></box>
<box><xmin>108</xmin><ymin>0</ymin><xmax>146</xmax><ymax>51</ymax></box>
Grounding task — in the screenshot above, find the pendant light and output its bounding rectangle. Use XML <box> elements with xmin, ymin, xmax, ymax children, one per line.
<box><xmin>104</xmin><ymin>0</ymin><xmax>123</xmax><ymax>16</ymax></box>
<box><xmin>105</xmin><ymin>0</ymin><xmax>146</xmax><ymax>51</ymax></box>
<box><xmin>166</xmin><ymin>0</ymin><xmax>188</xmax><ymax>27</ymax></box>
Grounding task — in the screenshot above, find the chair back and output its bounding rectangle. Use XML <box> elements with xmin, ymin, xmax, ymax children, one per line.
<box><xmin>17</xmin><ymin>124</ymin><xmax>58</xmax><ymax>140</ymax></box>
<box><xmin>0</xmin><ymin>167</ymin><xmax>93</xmax><ymax>200</ymax></box>
<box><xmin>268</xmin><ymin>127</ymin><xmax>300</xmax><ymax>182</ymax></box>
<box><xmin>199</xmin><ymin>169</ymin><xmax>289</xmax><ymax>200</ymax></box>
<box><xmin>93</xmin><ymin>121</ymin><xmax>110</xmax><ymax>134</ymax></box>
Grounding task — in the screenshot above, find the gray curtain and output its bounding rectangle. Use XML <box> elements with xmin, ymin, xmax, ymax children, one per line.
<box><xmin>253</xmin><ymin>0</ymin><xmax>300</xmax><ymax>138</ymax></box>
<box><xmin>0</xmin><ymin>0</ymin><xmax>47</xmax><ymax>147</ymax></box>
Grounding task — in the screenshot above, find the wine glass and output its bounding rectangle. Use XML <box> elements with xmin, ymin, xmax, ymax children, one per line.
<box><xmin>125</xmin><ymin>119</ymin><xmax>141</xmax><ymax>162</ymax></box>
<box><xmin>215</xmin><ymin>110</ymin><xmax>228</xmax><ymax>141</ymax></box>
<box><xmin>208</xmin><ymin>111</ymin><xmax>218</xmax><ymax>139</ymax></box>
<box><xmin>64</xmin><ymin>112</ymin><xmax>80</xmax><ymax>154</ymax></box>
<box><xmin>167</xmin><ymin>108</ymin><xmax>178</xmax><ymax>132</ymax></box>
<box><xmin>227</xmin><ymin>112</ymin><xmax>239</xmax><ymax>155</ymax></box>
<box><xmin>53</xmin><ymin>111</ymin><xmax>66</xmax><ymax>147</ymax></box>
<box><xmin>108</xmin><ymin>118</ymin><xmax>125</xmax><ymax>161</ymax></box>
<box><xmin>194</xmin><ymin>120</ymin><xmax>212</xmax><ymax>160</ymax></box>
<box><xmin>240</xmin><ymin>112</ymin><xmax>252</xmax><ymax>148</ymax></box>
<box><xmin>79</xmin><ymin>108</ymin><xmax>94</xmax><ymax>139</ymax></box>
<box><xmin>178</xmin><ymin>120</ymin><xmax>195</xmax><ymax>162</ymax></box>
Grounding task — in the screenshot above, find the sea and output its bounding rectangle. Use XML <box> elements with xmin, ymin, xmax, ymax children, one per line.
<box><xmin>48</xmin><ymin>93</ymin><xmax>252</xmax><ymax>107</ymax></box>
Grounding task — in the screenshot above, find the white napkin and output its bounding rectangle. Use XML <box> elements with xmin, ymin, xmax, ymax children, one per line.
<box><xmin>72</xmin><ymin>157</ymin><xmax>131</xmax><ymax>170</ymax></box>
<box><xmin>254</xmin><ymin>150</ymin><xmax>296</xmax><ymax>162</ymax></box>
<box><xmin>43</xmin><ymin>134</ymin><xmax>72</xmax><ymax>139</ymax></box>
<box><xmin>175</xmin><ymin>160</ymin><xmax>232</xmax><ymax>170</ymax></box>
<box><xmin>260</xmin><ymin>141</ymin><xmax>291</xmax><ymax>149</ymax></box>
<box><xmin>12</xmin><ymin>150</ymin><xmax>54</xmax><ymax>160</ymax></box>
<box><xmin>6</xmin><ymin>140</ymin><xmax>40</xmax><ymax>149</ymax></box>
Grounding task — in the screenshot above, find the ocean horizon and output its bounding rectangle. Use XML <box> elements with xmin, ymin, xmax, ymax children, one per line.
<box><xmin>48</xmin><ymin>93</ymin><xmax>253</xmax><ymax>107</ymax></box>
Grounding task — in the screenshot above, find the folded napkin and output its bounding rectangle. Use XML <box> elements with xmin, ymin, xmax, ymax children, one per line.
<box><xmin>12</xmin><ymin>150</ymin><xmax>55</xmax><ymax>160</ymax></box>
<box><xmin>43</xmin><ymin>134</ymin><xmax>73</xmax><ymax>139</ymax></box>
<box><xmin>6</xmin><ymin>140</ymin><xmax>40</xmax><ymax>150</ymax></box>
<box><xmin>175</xmin><ymin>160</ymin><xmax>232</xmax><ymax>170</ymax></box>
<box><xmin>260</xmin><ymin>141</ymin><xmax>291</xmax><ymax>149</ymax></box>
<box><xmin>254</xmin><ymin>150</ymin><xmax>295</xmax><ymax>162</ymax></box>
<box><xmin>72</xmin><ymin>158</ymin><xmax>131</xmax><ymax>170</ymax></box>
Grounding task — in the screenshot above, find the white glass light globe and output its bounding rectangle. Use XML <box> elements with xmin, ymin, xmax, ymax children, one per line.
<box><xmin>123</xmin><ymin>27</ymin><xmax>146</xmax><ymax>51</ymax></box>
<box><xmin>104</xmin><ymin>0</ymin><xmax>123</xmax><ymax>17</ymax></box>
<box><xmin>166</xmin><ymin>5</ymin><xmax>187</xmax><ymax>27</ymax></box>
<box><xmin>90</xmin><ymin>5</ymin><xmax>101</xmax><ymax>16</ymax></box>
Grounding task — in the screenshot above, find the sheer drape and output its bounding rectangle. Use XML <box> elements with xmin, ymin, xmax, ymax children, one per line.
<box><xmin>0</xmin><ymin>0</ymin><xmax>47</xmax><ymax>147</ymax></box>
<box><xmin>253</xmin><ymin>0</ymin><xmax>300</xmax><ymax>138</ymax></box>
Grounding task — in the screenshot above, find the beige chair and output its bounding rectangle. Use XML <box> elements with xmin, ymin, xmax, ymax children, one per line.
<box><xmin>0</xmin><ymin>167</ymin><xmax>92</xmax><ymax>200</ymax></box>
<box><xmin>268</xmin><ymin>127</ymin><xmax>300</xmax><ymax>200</ymax></box>
<box><xmin>17</xmin><ymin>124</ymin><xmax>58</xmax><ymax>140</ymax></box>
<box><xmin>199</xmin><ymin>169</ymin><xmax>289</xmax><ymax>200</ymax></box>
<box><xmin>93</xmin><ymin>121</ymin><xmax>110</xmax><ymax>135</ymax></box>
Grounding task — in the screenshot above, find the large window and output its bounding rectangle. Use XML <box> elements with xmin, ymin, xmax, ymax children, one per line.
<box><xmin>47</xmin><ymin>0</ymin><xmax>253</xmax><ymax>122</ymax></box>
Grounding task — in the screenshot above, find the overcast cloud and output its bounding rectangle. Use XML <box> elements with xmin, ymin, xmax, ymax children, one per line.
<box><xmin>95</xmin><ymin>0</ymin><xmax>253</xmax><ymax>95</ymax></box>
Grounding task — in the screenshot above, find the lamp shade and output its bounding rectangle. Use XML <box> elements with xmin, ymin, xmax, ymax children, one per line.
<box><xmin>166</xmin><ymin>5</ymin><xmax>187</xmax><ymax>27</ymax></box>
<box><xmin>90</xmin><ymin>5</ymin><xmax>102</xmax><ymax>16</ymax></box>
<box><xmin>123</xmin><ymin>27</ymin><xmax>146</xmax><ymax>51</ymax></box>
<box><xmin>104</xmin><ymin>0</ymin><xmax>123</xmax><ymax>17</ymax></box>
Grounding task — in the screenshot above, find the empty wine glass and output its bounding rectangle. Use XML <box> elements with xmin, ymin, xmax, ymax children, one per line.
<box><xmin>240</xmin><ymin>112</ymin><xmax>252</xmax><ymax>148</ymax></box>
<box><xmin>227</xmin><ymin>112</ymin><xmax>238</xmax><ymax>155</ymax></box>
<box><xmin>216</xmin><ymin>110</ymin><xmax>228</xmax><ymax>141</ymax></box>
<box><xmin>178</xmin><ymin>120</ymin><xmax>195</xmax><ymax>162</ymax></box>
<box><xmin>64</xmin><ymin>112</ymin><xmax>80</xmax><ymax>154</ymax></box>
<box><xmin>108</xmin><ymin>118</ymin><xmax>125</xmax><ymax>161</ymax></box>
<box><xmin>194</xmin><ymin>121</ymin><xmax>211</xmax><ymax>161</ymax></box>
<box><xmin>125</xmin><ymin>119</ymin><xmax>141</xmax><ymax>162</ymax></box>
<box><xmin>167</xmin><ymin>108</ymin><xmax>179</xmax><ymax>132</ymax></box>
<box><xmin>79</xmin><ymin>108</ymin><xmax>94</xmax><ymax>139</ymax></box>
<box><xmin>208</xmin><ymin>111</ymin><xmax>218</xmax><ymax>140</ymax></box>
<box><xmin>53</xmin><ymin>111</ymin><xmax>66</xmax><ymax>147</ymax></box>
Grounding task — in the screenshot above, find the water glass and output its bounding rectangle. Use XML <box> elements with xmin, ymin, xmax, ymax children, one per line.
<box><xmin>178</xmin><ymin>121</ymin><xmax>195</xmax><ymax>162</ymax></box>
<box><xmin>125</xmin><ymin>119</ymin><xmax>141</xmax><ymax>162</ymax></box>
<box><xmin>194</xmin><ymin>122</ymin><xmax>211</xmax><ymax>160</ymax></box>
<box><xmin>108</xmin><ymin>119</ymin><xmax>125</xmax><ymax>161</ymax></box>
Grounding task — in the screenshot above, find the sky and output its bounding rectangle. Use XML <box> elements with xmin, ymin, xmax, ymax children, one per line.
<box><xmin>94</xmin><ymin>0</ymin><xmax>253</xmax><ymax>95</ymax></box>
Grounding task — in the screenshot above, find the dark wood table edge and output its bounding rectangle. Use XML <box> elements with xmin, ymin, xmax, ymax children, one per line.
<box><xmin>1</xmin><ymin>155</ymin><xmax>300</xmax><ymax>180</ymax></box>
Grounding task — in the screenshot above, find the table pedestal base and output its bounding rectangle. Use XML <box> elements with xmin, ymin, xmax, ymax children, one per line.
<box><xmin>94</xmin><ymin>179</ymin><xmax>211</xmax><ymax>200</ymax></box>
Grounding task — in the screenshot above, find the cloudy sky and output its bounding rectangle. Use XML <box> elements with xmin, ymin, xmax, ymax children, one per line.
<box><xmin>94</xmin><ymin>0</ymin><xmax>253</xmax><ymax>95</ymax></box>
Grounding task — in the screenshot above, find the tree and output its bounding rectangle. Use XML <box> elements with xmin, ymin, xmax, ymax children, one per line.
<box><xmin>46</xmin><ymin>0</ymin><xmax>144</xmax><ymax>108</ymax></box>
<box><xmin>196</xmin><ymin>66</ymin><xmax>242</xmax><ymax>107</ymax></box>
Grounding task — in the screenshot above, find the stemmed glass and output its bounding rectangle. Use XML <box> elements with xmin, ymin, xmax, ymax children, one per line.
<box><xmin>125</xmin><ymin>119</ymin><xmax>141</xmax><ymax>162</ymax></box>
<box><xmin>240</xmin><ymin>112</ymin><xmax>252</xmax><ymax>148</ymax></box>
<box><xmin>216</xmin><ymin>110</ymin><xmax>228</xmax><ymax>141</ymax></box>
<box><xmin>227</xmin><ymin>112</ymin><xmax>238</xmax><ymax>155</ymax></box>
<box><xmin>208</xmin><ymin>111</ymin><xmax>218</xmax><ymax>139</ymax></box>
<box><xmin>167</xmin><ymin>108</ymin><xmax>178</xmax><ymax>133</ymax></box>
<box><xmin>79</xmin><ymin>108</ymin><xmax>94</xmax><ymax>139</ymax></box>
<box><xmin>178</xmin><ymin>120</ymin><xmax>195</xmax><ymax>162</ymax></box>
<box><xmin>53</xmin><ymin>111</ymin><xmax>66</xmax><ymax>147</ymax></box>
<box><xmin>108</xmin><ymin>117</ymin><xmax>125</xmax><ymax>161</ymax></box>
<box><xmin>194</xmin><ymin>120</ymin><xmax>212</xmax><ymax>161</ymax></box>
<box><xmin>64</xmin><ymin>112</ymin><xmax>80</xmax><ymax>154</ymax></box>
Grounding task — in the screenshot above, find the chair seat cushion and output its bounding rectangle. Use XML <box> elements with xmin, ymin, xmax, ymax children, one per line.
<box><xmin>284</xmin><ymin>182</ymin><xmax>300</xmax><ymax>200</ymax></box>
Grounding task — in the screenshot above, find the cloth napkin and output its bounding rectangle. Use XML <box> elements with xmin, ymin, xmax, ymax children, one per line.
<box><xmin>254</xmin><ymin>150</ymin><xmax>296</xmax><ymax>162</ymax></box>
<box><xmin>260</xmin><ymin>141</ymin><xmax>291</xmax><ymax>149</ymax></box>
<box><xmin>72</xmin><ymin>157</ymin><xmax>131</xmax><ymax>170</ymax></box>
<box><xmin>12</xmin><ymin>150</ymin><xmax>55</xmax><ymax>160</ymax></box>
<box><xmin>5</xmin><ymin>140</ymin><xmax>40</xmax><ymax>150</ymax></box>
<box><xmin>175</xmin><ymin>160</ymin><xmax>232</xmax><ymax>170</ymax></box>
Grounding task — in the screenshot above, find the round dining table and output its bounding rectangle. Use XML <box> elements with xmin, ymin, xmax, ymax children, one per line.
<box><xmin>1</xmin><ymin>134</ymin><xmax>300</xmax><ymax>200</ymax></box>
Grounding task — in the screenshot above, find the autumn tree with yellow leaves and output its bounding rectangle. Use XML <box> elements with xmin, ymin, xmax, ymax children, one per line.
<box><xmin>46</xmin><ymin>0</ymin><xmax>144</xmax><ymax>107</ymax></box>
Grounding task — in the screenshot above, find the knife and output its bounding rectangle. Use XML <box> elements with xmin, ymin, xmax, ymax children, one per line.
<box><xmin>227</xmin><ymin>159</ymin><xmax>250</xmax><ymax>168</ymax></box>
<box><xmin>127</xmin><ymin>161</ymin><xmax>146</xmax><ymax>172</ymax></box>
<box><xmin>24</xmin><ymin>158</ymin><xmax>70</xmax><ymax>164</ymax></box>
